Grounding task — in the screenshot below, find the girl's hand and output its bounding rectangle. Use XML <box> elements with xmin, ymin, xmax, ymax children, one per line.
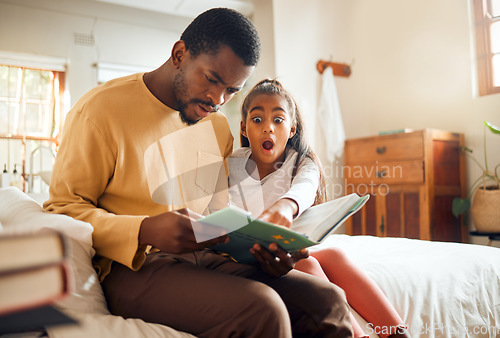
<box><xmin>258</xmin><ymin>198</ymin><xmax>298</xmax><ymax>228</ymax></box>
<box><xmin>250</xmin><ymin>243</ymin><xmax>310</xmax><ymax>277</ymax></box>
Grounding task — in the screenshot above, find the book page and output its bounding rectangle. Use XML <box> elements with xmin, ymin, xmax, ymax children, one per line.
<box><xmin>290</xmin><ymin>194</ymin><xmax>366</xmax><ymax>242</ymax></box>
<box><xmin>192</xmin><ymin>205</ymin><xmax>253</xmax><ymax>242</ymax></box>
<box><xmin>0</xmin><ymin>232</ymin><xmax>65</xmax><ymax>271</ymax></box>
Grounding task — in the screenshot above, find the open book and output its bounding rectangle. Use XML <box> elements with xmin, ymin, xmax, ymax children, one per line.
<box><xmin>199</xmin><ymin>193</ymin><xmax>370</xmax><ymax>263</ymax></box>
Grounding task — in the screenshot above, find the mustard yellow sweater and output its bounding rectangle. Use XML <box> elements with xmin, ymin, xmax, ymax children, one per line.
<box><xmin>44</xmin><ymin>73</ymin><xmax>233</xmax><ymax>279</ymax></box>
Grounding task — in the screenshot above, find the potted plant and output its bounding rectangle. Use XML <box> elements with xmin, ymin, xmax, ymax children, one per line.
<box><xmin>453</xmin><ymin>121</ymin><xmax>500</xmax><ymax>232</ymax></box>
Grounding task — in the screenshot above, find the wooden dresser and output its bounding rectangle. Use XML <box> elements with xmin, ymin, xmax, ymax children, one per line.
<box><xmin>344</xmin><ymin>129</ymin><xmax>467</xmax><ymax>242</ymax></box>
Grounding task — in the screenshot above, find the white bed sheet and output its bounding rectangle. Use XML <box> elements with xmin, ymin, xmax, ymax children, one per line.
<box><xmin>316</xmin><ymin>235</ymin><xmax>500</xmax><ymax>337</ymax></box>
<box><xmin>1</xmin><ymin>187</ymin><xmax>499</xmax><ymax>338</ymax></box>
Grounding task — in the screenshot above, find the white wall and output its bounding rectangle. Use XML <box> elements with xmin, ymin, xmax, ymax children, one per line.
<box><xmin>0</xmin><ymin>0</ymin><xmax>187</xmax><ymax>103</ymax></box>
<box><xmin>223</xmin><ymin>0</ymin><xmax>277</xmax><ymax>146</ymax></box>
<box><xmin>265</xmin><ymin>0</ymin><xmax>500</xmax><ymax>246</ymax></box>
<box><xmin>0</xmin><ymin>0</ymin><xmax>188</xmax><ymax>190</ymax></box>
<box><xmin>1</xmin><ymin>0</ymin><xmax>498</xmax><ymax>244</ymax></box>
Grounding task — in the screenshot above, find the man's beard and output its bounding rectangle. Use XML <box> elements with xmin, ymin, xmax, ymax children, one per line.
<box><xmin>177</xmin><ymin>103</ymin><xmax>197</xmax><ymax>126</ymax></box>
<box><xmin>173</xmin><ymin>72</ymin><xmax>219</xmax><ymax>126</ymax></box>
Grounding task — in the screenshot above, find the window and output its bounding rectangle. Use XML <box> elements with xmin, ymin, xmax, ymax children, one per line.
<box><xmin>474</xmin><ymin>0</ymin><xmax>500</xmax><ymax>95</ymax></box>
<box><xmin>0</xmin><ymin>61</ymin><xmax>65</xmax><ymax>193</ymax></box>
<box><xmin>0</xmin><ymin>66</ymin><xmax>64</xmax><ymax>137</ymax></box>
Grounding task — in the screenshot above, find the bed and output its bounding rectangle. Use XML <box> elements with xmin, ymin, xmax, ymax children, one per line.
<box><xmin>1</xmin><ymin>186</ymin><xmax>499</xmax><ymax>338</ymax></box>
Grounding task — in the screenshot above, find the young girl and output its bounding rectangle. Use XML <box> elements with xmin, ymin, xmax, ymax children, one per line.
<box><xmin>228</xmin><ymin>79</ymin><xmax>408</xmax><ymax>338</ymax></box>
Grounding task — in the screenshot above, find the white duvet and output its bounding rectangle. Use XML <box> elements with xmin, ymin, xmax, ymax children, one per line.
<box><xmin>316</xmin><ymin>235</ymin><xmax>500</xmax><ymax>337</ymax></box>
<box><xmin>1</xmin><ymin>187</ymin><xmax>499</xmax><ymax>338</ymax></box>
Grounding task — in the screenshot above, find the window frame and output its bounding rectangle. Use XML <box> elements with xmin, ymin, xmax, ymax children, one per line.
<box><xmin>474</xmin><ymin>0</ymin><xmax>500</xmax><ymax>96</ymax></box>
<box><xmin>0</xmin><ymin>55</ymin><xmax>66</xmax><ymax>192</ymax></box>
<box><xmin>0</xmin><ymin>66</ymin><xmax>65</xmax><ymax>139</ymax></box>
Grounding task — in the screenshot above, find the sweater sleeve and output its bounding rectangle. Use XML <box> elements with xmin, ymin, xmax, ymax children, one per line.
<box><xmin>44</xmin><ymin>110</ymin><xmax>147</xmax><ymax>271</ymax></box>
<box><xmin>281</xmin><ymin>156</ymin><xmax>320</xmax><ymax>217</ymax></box>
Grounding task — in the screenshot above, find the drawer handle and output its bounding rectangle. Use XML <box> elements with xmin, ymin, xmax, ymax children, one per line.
<box><xmin>376</xmin><ymin>170</ymin><xmax>387</xmax><ymax>178</ymax></box>
<box><xmin>376</xmin><ymin>146</ymin><xmax>387</xmax><ymax>154</ymax></box>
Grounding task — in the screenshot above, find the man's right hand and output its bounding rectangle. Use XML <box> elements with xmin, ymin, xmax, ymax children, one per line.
<box><xmin>138</xmin><ymin>208</ymin><xmax>228</xmax><ymax>254</ymax></box>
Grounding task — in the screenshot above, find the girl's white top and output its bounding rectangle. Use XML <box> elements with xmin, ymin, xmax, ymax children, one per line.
<box><xmin>228</xmin><ymin>147</ymin><xmax>320</xmax><ymax>217</ymax></box>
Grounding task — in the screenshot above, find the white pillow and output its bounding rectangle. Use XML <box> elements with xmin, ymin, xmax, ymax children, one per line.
<box><xmin>0</xmin><ymin>187</ymin><xmax>109</xmax><ymax>315</ymax></box>
<box><xmin>0</xmin><ymin>187</ymin><xmax>195</xmax><ymax>338</ymax></box>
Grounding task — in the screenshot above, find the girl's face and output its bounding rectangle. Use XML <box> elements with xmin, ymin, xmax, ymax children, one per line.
<box><xmin>241</xmin><ymin>93</ymin><xmax>296</xmax><ymax>169</ymax></box>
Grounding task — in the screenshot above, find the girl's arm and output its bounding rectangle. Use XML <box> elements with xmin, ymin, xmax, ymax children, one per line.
<box><xmin>258</xmin><ymin>197</ymin><xmax>298</xmax><ymax>227</ymax></box>
<box><xmin>259</xmin><ymin>156</ymin><xmax>320</xmax><ymax>227</ymax></box>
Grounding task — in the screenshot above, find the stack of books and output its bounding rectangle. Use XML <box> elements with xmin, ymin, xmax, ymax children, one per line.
<box><xmin>0</xmin><ymin>231</ymin><xmax>77</xmax><ymax>334</ymax></box>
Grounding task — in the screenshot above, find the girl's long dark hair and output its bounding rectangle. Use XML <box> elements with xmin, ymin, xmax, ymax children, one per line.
<box><xmin>240</xmin><ymin>79</ymin><xmax>327</xmax><ymax>204</ymax></box>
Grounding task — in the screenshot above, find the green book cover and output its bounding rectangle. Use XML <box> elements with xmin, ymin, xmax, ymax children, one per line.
<box><xmin>199</xmin><ymin>194</ymin><xmax>370</xmax><ymax>263</ymax></box>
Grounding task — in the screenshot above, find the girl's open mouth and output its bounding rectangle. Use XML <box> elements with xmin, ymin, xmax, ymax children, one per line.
<box><xmin>262</xmin><ymin>140</ymin><xmax>274</xmax><ymax>151</ymax></box>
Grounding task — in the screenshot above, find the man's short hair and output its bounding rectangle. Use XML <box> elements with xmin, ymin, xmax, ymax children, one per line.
<box><xmin>181</xmin><ymin>8</ymin><xmax>261</xmax><ymax>66</ymax></box>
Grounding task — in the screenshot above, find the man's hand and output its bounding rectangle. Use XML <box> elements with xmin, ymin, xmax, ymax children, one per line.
<box><xmin>139</xmin><ymin>208</ymin><xmax>228</xmax><ymax>254</ymax></box>
<box><xmin>250</xmin><ymin>242</ymin><xmax>309</xmax><ymax>277</ymax></box>
<box><xmin>258</xmin><ymin>198</ymin><xmax>298</xmax><ymax>228</ymax></box>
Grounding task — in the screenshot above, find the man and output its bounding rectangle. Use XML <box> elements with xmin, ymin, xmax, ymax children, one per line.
<box><xmin>45</xmin><ymin>8</ymin><xmax>353</xmax><ymax>337</ymax></box>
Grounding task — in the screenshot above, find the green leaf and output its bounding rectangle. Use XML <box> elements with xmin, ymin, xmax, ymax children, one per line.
<box><xmin>452</xmin><ymin>198</ymin><xmax>471</xmax><ymax>218</ymax></box>
<box><xmin>484</xmin><ymin>121</ymin><xmax>500</xmax><ymax>134</ymax></box>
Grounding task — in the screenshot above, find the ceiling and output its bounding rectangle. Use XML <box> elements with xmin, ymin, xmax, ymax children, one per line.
<box><xmin>93</xmin><ymin>0</ymin><xmax>254</xmax><ymax>18</ymax></box>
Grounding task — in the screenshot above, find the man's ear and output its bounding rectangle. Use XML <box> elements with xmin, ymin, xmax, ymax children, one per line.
<box><xmin>240</xmin><ymin>120</ymin><xmax>247</xmax><ymax>137</ymax></box>
<box><xmin>289</xmin><ymin>123</ymin><xmax>297</xmax><ymax>139</ymax></box>
<box><xmin>171</xmin><ymin>41</ymin><xmax>187</xmax><ymax>69</ymax></box>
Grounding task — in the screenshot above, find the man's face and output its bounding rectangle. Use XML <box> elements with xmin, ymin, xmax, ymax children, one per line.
<box><xmin>173</xmin><ymin>46</ymin><xmax>254</xmax><ymax>125</ymax></box>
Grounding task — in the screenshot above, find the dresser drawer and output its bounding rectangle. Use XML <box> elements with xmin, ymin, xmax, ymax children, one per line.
<box><xmin>344</xmin><ymin>160</ymin><xmax>424</xmax><ymax>185</ymax></box>
<box><xmin>345</xmin><ymin>132</ymin><xmax>424</xmax><ymax>163</ymax></box>
<box><xmin>344</xmin><ymin>129</ymin><xmax>466</xmax><ymax>243</ymax></box>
